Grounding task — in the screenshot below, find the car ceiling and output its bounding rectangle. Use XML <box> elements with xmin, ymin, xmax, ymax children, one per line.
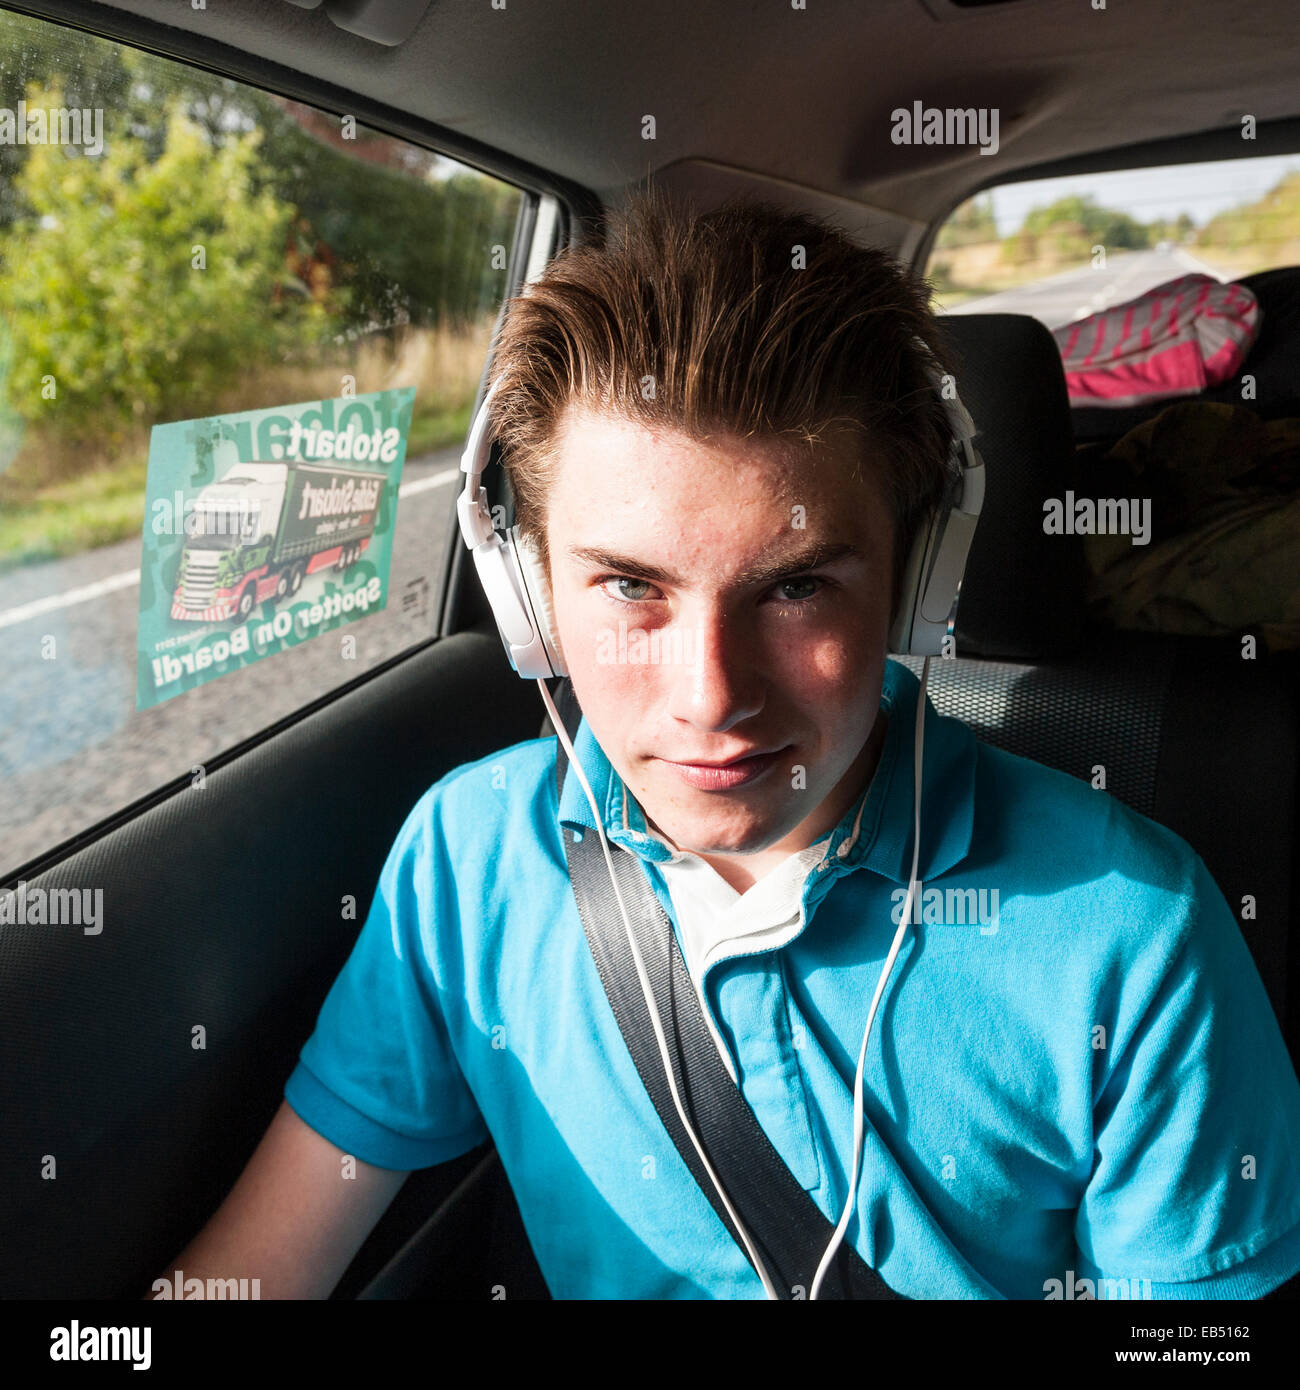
<box><xmin>22</xmin><ymin>0</ymin><xmax>1300</xmax><ymax>235</ymax></box>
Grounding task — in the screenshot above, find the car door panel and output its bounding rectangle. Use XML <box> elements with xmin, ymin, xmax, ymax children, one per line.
<box><xmin>0</xmin><ymin>628</ymin><xmax>540</xmax><ymax>1298</ymax></box>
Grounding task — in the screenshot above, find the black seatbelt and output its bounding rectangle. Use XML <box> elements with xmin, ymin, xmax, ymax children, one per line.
<box><xmin>551</xmin><ymin>679</ymin><xmax>904</xmax><ymax>1300</ymax></box>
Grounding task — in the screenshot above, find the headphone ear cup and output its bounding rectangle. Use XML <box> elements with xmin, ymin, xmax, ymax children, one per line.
<box><xmin>512</xmin><ymin>527</ymin><xmax>567</xmax><ymax>677</ymax></box>
<box><xmin>890</xmin><ymin>444</ymin><xmax>973</xmax><ymax>656</ymax></box>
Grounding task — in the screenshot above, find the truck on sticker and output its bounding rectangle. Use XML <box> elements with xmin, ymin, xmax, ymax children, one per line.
<box><xmin>170</xmin><ymin>461</ymin><xmax>385</xmax><ymax>623</ymax></box>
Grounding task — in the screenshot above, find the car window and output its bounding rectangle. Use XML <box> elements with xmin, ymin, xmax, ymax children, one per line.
<box><xmin>925</xmin><ymin>150</ymin><xmax>1300</xmax><ymax>326</ymax></box>
<box><xmin>0</xmin><ymin>9</ymin><xmax>525</xmax><ymax>879</ymax></box>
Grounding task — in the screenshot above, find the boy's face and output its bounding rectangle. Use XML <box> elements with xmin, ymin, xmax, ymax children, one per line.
<box><xmin>544</xmin><ymin>406</ymin><xmax>896</xmax><ymax>873</ymax></box>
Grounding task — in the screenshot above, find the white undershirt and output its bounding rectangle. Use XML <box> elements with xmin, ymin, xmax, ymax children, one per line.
<box><xmin>646</xmin><ymin>831</ymin><xmax>835</xmax><ymax>1083</ymax></box>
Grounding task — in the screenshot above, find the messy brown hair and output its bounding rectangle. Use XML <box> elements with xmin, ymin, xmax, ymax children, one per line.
<box><xmin>488</xmin><ymin>184</ymin><xmax>959</xmax><ymax>613</ymax></box>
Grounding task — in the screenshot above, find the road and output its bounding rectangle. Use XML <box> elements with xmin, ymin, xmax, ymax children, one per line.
<box><xmin>0</xmin><ymin>447</ymin><xmax>460</xmax><ymax>878</ymax></box>
<box><xmin>944</xmin><ymin>245</ymin><xmax>1232</xmax><ymax>329</ymax></box>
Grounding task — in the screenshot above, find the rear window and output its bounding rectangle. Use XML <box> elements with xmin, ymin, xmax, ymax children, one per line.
<box><xmin>0</xmin><ymin>9</ymin><xmax>525</xmax><ymax>879</ymax></box>
<box><xmin>926</xmin><ymin>150</ymin><xmax>1300</xmax><ymax>326</ymax></box>
<box><xmin>924</xmin><ymin>149</ymin><xmax>1300</xmax><ymax>659</ymax></box>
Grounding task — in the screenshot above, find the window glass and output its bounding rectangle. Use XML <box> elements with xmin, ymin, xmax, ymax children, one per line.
<box><xmin>0</xmin><ymin>9</ymin><xmax>524</xmax><ymax>878</ymax></box>
<box><xmin>926</xmin><ymin>152</ymin><xmax>1300</xmax><ymax>325</ymax></box>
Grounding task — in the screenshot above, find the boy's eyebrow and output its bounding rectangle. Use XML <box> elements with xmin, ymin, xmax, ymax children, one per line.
<box><xmin>566</xmin><ymin>540</ymin><xmax>865</xmax><ymax>590</ymax></box>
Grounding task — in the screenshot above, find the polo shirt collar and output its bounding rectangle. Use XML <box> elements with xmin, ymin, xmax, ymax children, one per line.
<box><xmin>556</xmin><ymin>657</ymin><xmax>976</xmax><ymax>888</ymax></box>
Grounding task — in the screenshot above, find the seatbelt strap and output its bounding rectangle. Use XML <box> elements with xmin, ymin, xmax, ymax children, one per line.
<box><xmin>551</xmin><ymin>679</ymin><xmax>903</xmax><ymax>1300</ymax></box>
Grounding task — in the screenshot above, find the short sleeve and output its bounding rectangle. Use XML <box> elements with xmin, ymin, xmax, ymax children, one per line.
<box><xmin>1076</xmin><ymin>851</ymin><xmax>1300</xmax><ymax>1296</ymax></box>
<box><xmin>283</xmin><ymin>790</ymin><xmax>490</xmax><ymax>1171</ymax></box>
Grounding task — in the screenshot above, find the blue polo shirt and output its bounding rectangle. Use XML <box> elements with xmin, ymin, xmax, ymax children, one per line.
<box><xmin>284</xmin><ymin>658</ymin><xmax>1300</xmax><ymax>1299</ymax></box>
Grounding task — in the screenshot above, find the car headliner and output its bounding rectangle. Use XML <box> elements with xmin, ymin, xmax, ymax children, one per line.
<box><xmin>17</xmin><ymin>0</ymin><xmax>1300</xmax><ymax>245</ymax></box>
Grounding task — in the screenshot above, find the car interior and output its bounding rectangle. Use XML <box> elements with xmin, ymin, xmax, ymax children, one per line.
<box><xmin>2</xmin><ymin>0</ymin><xmax>1298</xmax><ymax>1301</ymax></box>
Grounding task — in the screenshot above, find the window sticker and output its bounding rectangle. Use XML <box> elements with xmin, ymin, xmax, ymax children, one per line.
<box><xmin>135</xmin><ymin>387</ymin><xmax>415</xmax><ymax>709</ymax></box>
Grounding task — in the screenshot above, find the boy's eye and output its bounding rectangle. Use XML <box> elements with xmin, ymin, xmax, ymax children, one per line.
<box><xmin>601</xmin><ymin>576</ymin><xmax>657</xmax><ymax>602</ymax></box>
<box><xmin>773</xmin><ymin>576</ymin><xmax>820</xmax><ymax>603</ymax></box>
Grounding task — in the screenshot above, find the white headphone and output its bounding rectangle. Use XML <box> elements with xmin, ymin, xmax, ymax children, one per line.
<box><xmin>457</xmin><ymin>367</ymin><xmax>985</xmax><ymax>673</ymax></box>
<box><xmin>457</xmin><ymin>365</ymin><xmax>985</xmax><ymax>1299</ymax></box>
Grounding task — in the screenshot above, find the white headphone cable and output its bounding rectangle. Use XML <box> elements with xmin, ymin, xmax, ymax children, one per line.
<box><xmin>809</xmin><ymin>656</ymin><xmax>930</xmax><ymax>1300</ymax></box>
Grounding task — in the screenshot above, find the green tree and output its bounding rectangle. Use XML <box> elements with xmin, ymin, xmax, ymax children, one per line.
<box><xmin>0</xmin><ymin>85</ymin><xmax>311</xmax><ymax>455</ymax></box>
<box><xmin>0</xmin><ymin>7</ymin><xmax>518</xmax><ymax>336</ymax></box>
<box><xmin>999</xmin><ymin>229</ymin><xmax>1039</xmax><ymax>265</ymax></box>
<box><xmin>1021</xmin><ymin>194</ymin><xmax>1149</xmax><ymax>256</ymax></box>
<box><xmin>937</xmin><ymin>193</ymin><xmax>997</xmax><ymax>249</ymax></box>
<box><xmin>1199</xmin><ymin>171</ymin><xmax>1300</xmax><ymax>253</ymax></box>
<box><xmin>0</xmin><ymin>11</ymin><xmax>135</xmax><ymax>228</ymax></box>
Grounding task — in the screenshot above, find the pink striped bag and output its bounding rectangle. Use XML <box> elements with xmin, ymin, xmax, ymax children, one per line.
<box><xmin>1053</xmin><ymin>274</ymin><xmax>1260</xmax><ymax>407</ymax></box>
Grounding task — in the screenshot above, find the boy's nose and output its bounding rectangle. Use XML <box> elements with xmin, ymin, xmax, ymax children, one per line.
<box><xmin>664</xmin><ymin>610</ymin><xmax>763</xmax><ymax>733</ymax></box>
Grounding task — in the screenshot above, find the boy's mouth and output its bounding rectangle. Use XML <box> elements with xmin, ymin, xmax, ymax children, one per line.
<box><xmin>655</xmin><ymin>745</ymin><xmax>789</xmax><ymax>791</ymax></box>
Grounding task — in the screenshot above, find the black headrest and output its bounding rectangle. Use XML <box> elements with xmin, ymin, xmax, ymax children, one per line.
<box><xmin>937</xmin><ymin>313</ymin><xmax>1089</xmax><ymax>660</ymax></box>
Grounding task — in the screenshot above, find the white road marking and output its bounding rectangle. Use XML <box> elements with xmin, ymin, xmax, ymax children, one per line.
<box><xmin>0</xmin><ymin>466</ymin><xmax>461</xmax><ymax>632</ymax></box>
<box><xmin>1173</xmin><ymin>248</ymin><xmax>1230</xmax><ymax>281</ymax></box>
<box><xmin>0</xmin><ymin>568</ymin><xmax>141</xmax><ymax>632</ymax></box>
<box><xmin>396</xmin><ymin>466</ymin><xmax>460</xmax><ymax>497</ymax></box>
